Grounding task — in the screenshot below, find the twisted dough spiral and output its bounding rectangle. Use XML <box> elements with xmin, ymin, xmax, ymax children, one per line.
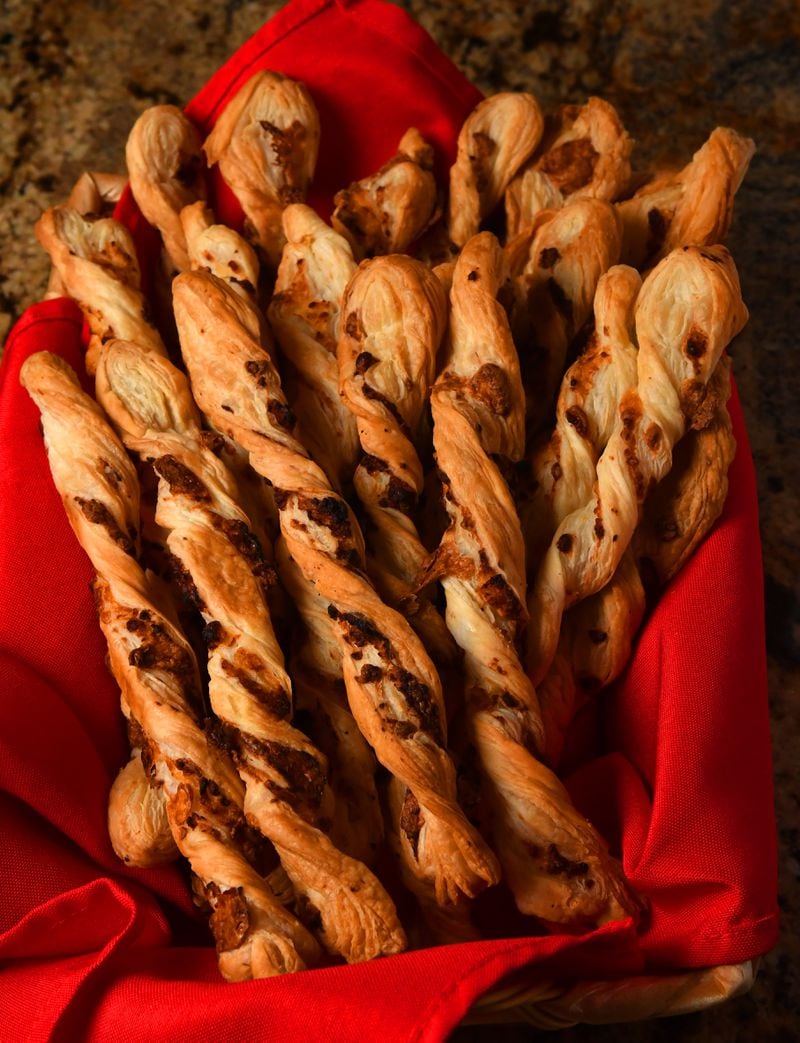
<box><xmin>617</xmin><ymin>127</ymin><xmax>754</xmax><ymax>270</ymax></box>
<box><xmin>448</xmin><ymin>92</ymin><xmax>544</xmax><ymax>247</ymax></box>
<box><xmin>527</xmin><ymin>245</ymin><xmax>748</xmax><ymax>685</ymax></box>
<box><xmin>173</xmin><ymin>270</ymin><xmax>500</xmax><ymax>908</ymax></box>
<box><xmin>338</xmin><ymin>254</ymin><xmax>458</xmax><ymax>665</ymax></box>
<box><xmin>268</xmin><ymin>204</ymin><xmax>360</xmax><ymax>491</ymax></box>
<box><xmin>511</xmin><ymin>198</ymin><xmax>622</xmax><ymax>435</ymax></box>
<box><xmin>428</xmin><ymin>233</ymin><xmax>638</xmax><ymax>926</ymax></box>
<box><xmin>96</xmin><ymin>340</ymin><xmax>405</xmax><ymax>963</ymax></box>
<box><xmin>505</xmin><ymin>97</ymin><xmax>632</xmax><ymax>238</ymax></box>
<box><xmin>332</xmin><ymin>128</ymin><xmax>438</xmax><ymax>258</ymax></box>
<box><xmin>21</xmin><ymin>351</ymin><xmax>319</xmax><ymax>980</ymax></box>
<box><xmin>35</xmin><ymin>207</ymin><xmax>165</xmax><ymax>374</ymax></box>
<box><xmin>204</xmin><ymin>71</ymin><xmax>320</xmax><ymax>267</ymax></box>
<box><xmin>126</xmin><ymin>105</ymin><xmax>207</xmax><ymax>272</ymax></box>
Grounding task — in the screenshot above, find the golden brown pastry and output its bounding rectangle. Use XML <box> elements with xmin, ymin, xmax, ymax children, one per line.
<box><xmin>21</xmin><ymin>351</ymin><xmax>319</xmax><ymax>980</ymax></box>
<box><xmin>173</xmin><ymin>270</ymin><xmax>501</xmax><ymax>910</ymax></box>
<box><xmin>527</xmin><ymin>245</ymin><xmax>748</xmax><ymax>685</ymax></box>
<box><xmin>126</xmin><ymin>105</ymin><xmax>207</xmax><ymax>272</ymax></box>
<box><xmin>204</xmin><ymin>71</ymin><xmax>320</xmax><ymax>267</ymax></box>
<box><xmin>537</xmin><ymin>550</ymin><xmax>645</xmax><ymax>766</ymax></box>
<box><xmin>276</xmin><ymin>542</ymin><xmax>385</xmax><ymax>869</ymax></box>
<box><xmin>35</xmin><ymin>207</ymin><xmax>165</xmax><ymax>374</ymax></box>
<box><xmin>634</xmin><ymin>355</ymin><xmax>735</xmax><ymax>588</ymax></box>
<box><xmin>338</xmin><ymin>254</ymin><xmax>458</xmax><ymax>666</ymax></box>
<box><xmin>332</xmin><ymin>128</ymin><xmax>438</xmax><ymax>258</ymax></box>
<box><xmin>521</xmin><ymin>265</ymin><xmax>641</xmax><ymax>572</ymax></box>
<box><xmin>107</xmin><ymin>748</ymin><xmax>179</xmax><ymax>867</ymax></box>
<box><xmin>44</xmin><ymin>172</ymin><xmax>127</xmax><ymax>299</ymax></box>
<box><xmin>617</xmin><ymin>127</ymin><xmax>754</xmax><ymax>270</ymax></box>
<box><xmin>512</xmin><ymin>198</ymin><xmax>622</xmax><ymax>434</ymax></box>
<box><xmin>427</xmin><ymin>233</ymin><xmax>637</xmax><ymax>926</ymax></box>
<box><xmin>96</xmin><ymin>340</ymin><xmax>406</xmax><ymax>964</ymax></box>
<box><xmin>448</xmin><ymin>92</ymin><xmax>544</xmax><ymax>247</ymax></box>
<box><xmin>268</xmin><ymin>204</ymin><xmax>360</xmax><ymax>491</ymax></box>
<box><xmin>181</xmin><ymin>200</ymin><xmax>261</xmax><ymax>301</ymax></box>
<box><xmin>506</xmin><ymin>98</ymin><xmax>632</xmax><ymax>238</ymax></box>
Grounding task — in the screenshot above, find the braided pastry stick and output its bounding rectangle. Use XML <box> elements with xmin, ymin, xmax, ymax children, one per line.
<box><xmin>506</xmin><ymin>98</ymin><xmax>632</xmax><ymax>239</ymax></box>
<box><xmin>338</xmin><ymin>254</ymin><xmax>458</xmax><ymax>666</ymax></box>
<box><xmin>173</xmin><ymin>271</ymin><xmax>500</xmax><ymax>908</ymax></box>
<box><xmin>268</xmin><ymin>205</ymin><xmax>360</xmax><ymax>491</ymax></box>
<box><xmin>204</xmin><ymin>71</ymin><xmax>320</xmax><ymax>268</ymax></box>
<box><xmin>21</xmin><ymin>351</ymin><xmax>319</xmax><ymax>979</ymax></box>
<box><xmin>44</xmin><ymin>172</ymin><xmax>127</xmax><ymax>299</ymax></box>
<box><xmin>267</xmin><ymin>207</ymin><xmax>383</xmax><ymax>861</ymax></box>
<box><xmin>617</xmin><ymin>127</ymin><xmax>754</xmax><ymax>270</ymax></box>
<box><xmin>96</xmin><ymin>340</ymin><xmax>405</xmax><ymax>962</ymax></box>
<box><xmin>537</xmin><ymin>550</ymin><xmax>645</xmax><ymax>766</ymax></box>
<box><xmin>520</xmin><ymin>265</ymin><xmax>642</xmax><ymax>764</ymax></box>
<box><xmin>512</xmin><ymin>199</ymin><xmax>622</xmax><ymax>434</ymax></box>
<box><xmin>428</xmin><ymin>233</ymin><xmax>637</xmax><ymax>926</ymax></box>
<box><xmin>332</xmin><ymin>128</ymin><xmax>438</xmax><ymax>258</ymax></box>
<box><xmin>126</xmin><ymin>105</ymin><xmax>207</xmax><ymax>273</ymax></box>
<box><xmin>108</xmin><ymin>741</ymin><xmax>178</xmax><ymax>867</ymax></box>
<box><xmin>634</xmin><ymin>355</ymin><xmax>735</xmax><ymax>590</ymax></box>
<box><xmin>276</xmin><ymin>542</ymin><xmax>384</xmax><ymax>869</ymax></box>
<box><xmin>35</xmin><ymin>207</ymin><xmax>165</xmax><ymax>374</ymax></box>
<box><xmin>527</xmin><ymin>245</ymin><xmax>748</xmax><ymax>685</ymax></box>
<box><xmin>539</xmin><ymin>362</ymin><xmax>734</xmax><ymax>762</ymax></box>
<box><xmin>181</xmin><ymin>200</ymin><xmax>260</xmax><ymax>301</ymax></box>
<box><xmin>448</xmin><ymin>92</ymin><xmax>544</xmax><ymax>247</ymax></box>
<box><xmin>179</xmin><ymin>199</ymin><xmax>280</xmax><ymax>552</ymax></box>
<box><xmin>522</xmin><ymin>265</ymin><xmax>641</xmax><ymax>571</ymax></box>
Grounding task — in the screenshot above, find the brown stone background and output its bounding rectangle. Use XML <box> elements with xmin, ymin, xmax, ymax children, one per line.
<box><xmin>1</xmin><ymin>0</ymin><xmax>797</xmax><ymax>1037</ymax></box>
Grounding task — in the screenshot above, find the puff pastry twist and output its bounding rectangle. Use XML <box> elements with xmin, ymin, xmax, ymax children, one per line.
<box><xmin>617</xmin><ymin>127</ymin><xmax>754</xmax><ymax>271</ymax></box>
<box><xmin>448</xmin><ymin>92</ymin><xmax>544</xmax><ymax>247</ymax></box>
<box><xmin>527</xmin><ymin>245</ymin><xmax>748</xmax><ymax>685</ymax></box>
<box><xmin>428</xmin><ymin>233</ymin><xmax>637</xmax><ymax>926</ymax></box>
<box><xmin>268</xmin><ymin>204</ymin><xmax>360</xmax><ymax>491</ymax></box>
<box><xmin>338</xmin><ymin>254</ymin><xmax>458</xmax><ymax>666</ymax></box>
<box><xmin>35</xmin><ymin>207</ymin><xmax>165</xmax><ymax>374</ymax></box>
<box><xmin>204</xmin><ymin>71</ymin><xmax>320</xmax><ymax>268</ymax></box>
<box><xmin>332</xmin><ymin>128</ymin><xmax>438</xmax><ymax>258</ymax></box>
<box><xmin>126</xmin><ymin>105</ymin><xmax>207</xmax><ymax>273</ymax></box>
<box><xmin>96</xmin><ymin>341</ymin><xmax>405</xmax><ymax>963</ymax></box>
<box><xmin>21</xmin><ymin>351</ymin><xmax>319</xmax><ymax>980</ymax></box>
<box><xmin>173</xmin><ymin>270</ymin><xmax>500</xmax><ymax>907</ymax></box>
<box><xmin>506</xmin><ymin>97</ymin><xmax>632</xmax><ymax>238</ymax></box>
<box><xmin>511</xmin><ymin>199</ymin><xmax>622</xmax><ymax>435</ymax></box>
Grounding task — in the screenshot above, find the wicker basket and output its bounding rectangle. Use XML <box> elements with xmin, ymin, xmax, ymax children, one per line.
<box><xmin>467</xmin><ymin>959</ymin><xmax>757</xmax><ymax>1027</ymax></box>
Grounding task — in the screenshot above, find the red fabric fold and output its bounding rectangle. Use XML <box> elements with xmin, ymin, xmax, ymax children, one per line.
<box><xmin>0</xmin><ymin>1</ymin><xmax>778</xmax><ymax>1038</ymax></box>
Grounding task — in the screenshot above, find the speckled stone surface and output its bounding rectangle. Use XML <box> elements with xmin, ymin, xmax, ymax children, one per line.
<box><xmin>1</xmin><ymin>0</ymin><xmax>797</xmax><ymax>1037</ymax></box>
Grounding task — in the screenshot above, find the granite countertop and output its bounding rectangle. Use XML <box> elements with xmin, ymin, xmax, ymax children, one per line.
<box><xmin>1</xmin><ymin>0</ymin><xmax>797</xmax><ymax>1037</ymax></box>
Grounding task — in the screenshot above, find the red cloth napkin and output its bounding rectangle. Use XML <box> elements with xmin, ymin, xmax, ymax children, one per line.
<box><xmin>0</xmin><ymin>1</ymin><xmax>778</xmax><ymax>1039</ymax></box>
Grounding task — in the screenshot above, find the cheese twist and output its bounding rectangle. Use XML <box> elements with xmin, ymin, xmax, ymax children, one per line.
<box><xmin>21</xmin><ymin>352</ymin><xmax>319</xmax><ymax>979</ymax></box>
<box><xmin>429</xmin><ymin>233</ymin><xmax>638</xmax><ymax>927</ymax></box>
<box><xmin>527</xmin><ymin>245</ymin><xmax>748</xmax><ymax>685</ymax></box>
<box><xmin>96</xmin><ymin>341</ymin><xmax>406</xmax><ymax>964</ymax></box>
<box><xmin>174</xmin><ymin>271</ymin><xmax>500</xmax><ymax>908</ymax></box>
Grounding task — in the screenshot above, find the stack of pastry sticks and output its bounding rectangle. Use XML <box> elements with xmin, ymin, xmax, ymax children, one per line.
<box><xmin>22</xmin><ymin>69</ymin><xmax>754</xmax><ymax>979</ymax></box>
